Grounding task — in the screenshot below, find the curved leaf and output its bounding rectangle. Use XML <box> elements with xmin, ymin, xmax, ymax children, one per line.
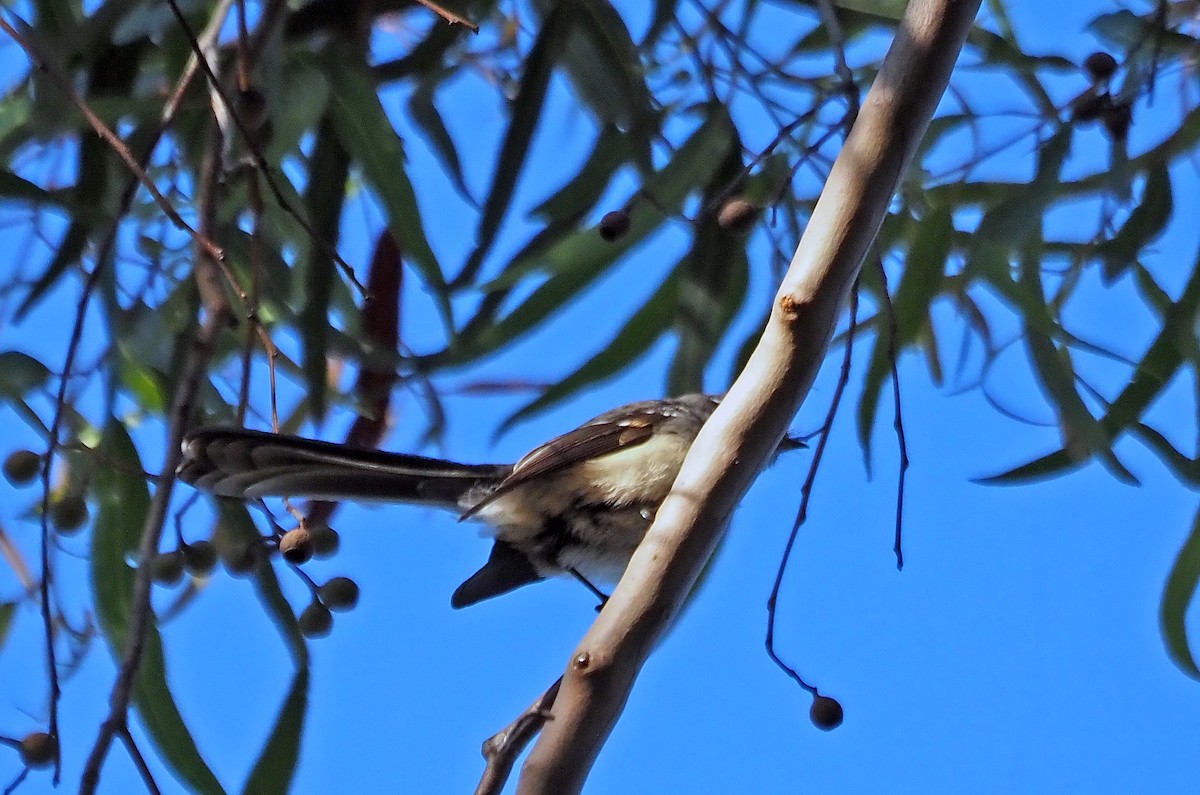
<box><xmin>532</xmin><ymin>124</ymin><xmax>630</xmax><ymax>223</ymax></box>
<box><xmin>0</xmin><ymin>350</ymin><xmax>50</xmax><ymax>396</ymax></box>
<box><xmin>974</xmin><ymin>128</ymin><xmax>1072</xmax><ymax>243</ymax></box>
<box><xmin>456</xmin><ymin>1</ymin><xmax>576</xmax><ymax>285</ymax></box>
<box><xmin>299</xmin><ymin>115</ymin><xmax>350</xmax><ymax>421</ymax></box>
<box><xmin>324</xmin><ymin>58</ymin><xmax>450</xmax><ymax>325</ymax></box>
<box><xmin>1161</xmin><ymin>505</ymin><xmax>1200</xmax><ymax>680</ymax></box>
<box><xmin>1103</xmin><ymin>251</ymin><xmax>1200</xmax><ymax>433</ymax></box>
<box><xmin>445</xmin><ymin>105</ymin><xmax>738</xmax><ymax>366</ymax></box>
<box><xmin>408</xmin><ymin>76</ymin><xmax>474</xmax><ymax>204</ymax></box>
<box><xmin>973</xmin><ymin>447</ymin><xmax>1083</xmax><ymax>485</ymax></box>
<box><xmin>1100</xmin><ymin>163</ymin><xmax>1173</xmax><ymax>283</ymax></box>
<box><xmin>549</xmin><ymin>0</ymin><xmax>657</xmax><ymax>167</ymax></box>
<box><xmin>217</xmin><ymin>504</ymin><xmax>309</xmax><ymax>794</ymax></box>
<box><xmin>669</xmin><ymin>140</ymin><xmax>750</xmax><ymax>396</ymax></box>
<box><xmin>500</xmin><ymin>267</ymin><xmax>683</xmax><ymax>432</ymax></box>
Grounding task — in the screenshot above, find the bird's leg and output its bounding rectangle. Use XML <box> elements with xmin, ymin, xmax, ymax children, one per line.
<box><xmin>567</xmin><ymin>568</ymin><xmax>609</xmax><ymax>612</ymax></box>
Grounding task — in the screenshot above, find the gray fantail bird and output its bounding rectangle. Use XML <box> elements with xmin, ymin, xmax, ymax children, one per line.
<box><xmin>179</xmin><ymin>394</ymin><xmax>797</xmax><ymax>608</ymax></box>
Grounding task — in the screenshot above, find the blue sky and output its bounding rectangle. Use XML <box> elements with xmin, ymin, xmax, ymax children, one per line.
<box><xmin>2</xmin><ymin>1</ymin><xmax>1200</xmax><ymax>793</ymax></box>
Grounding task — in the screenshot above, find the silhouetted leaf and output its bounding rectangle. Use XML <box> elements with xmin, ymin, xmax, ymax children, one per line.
<box><xmin>0</xmin><ymin>351</ymin><xmax>50</xmax><ymax>396</ymax></box>
<box><xmin>216</xmin><ymin>504</ymin><xmax>309</xmax><ymax>794</ymax></box>
<box><xmin>0</xmin><ymin>168</ymin><xmax>59</xmax><ymax>205</ymax></box>
<box><xmin>974</xmin><ymin>447</ymin><xmax>1083</xmax><ymax>485</ymax></box>
<box><xmin>299</xmin><ymin>115</ymin><xmax>350</xmax><ymax>421</ymax></box>
<box><xmin>1103</xmin><ymin>254</ymin><xmax>1200</xmax><ymax>432</ymax></box>
<box><xmin>670</xmin><ymin>142</ymin><xmax>749</xmax><ymax>396</ymax></box>
<box><xmin>324</xmin><ymin>59</ymin><xmax>450</xmax><ymax>323</ymax></box>
<box><xmin>117</xmin><ymin>346</ymin><xmax>166</xmax><ymax>414</ymax></box>
<box><xmin>532</xmin><ymin>124</ymin><xmax>630</xmax><ymax>223</ymax></box>
<box><xmin>1161</xmin><ymin>506</ymin><xmax>1200</xmax><ymax>680</ymax></box>
<box><xmin>548</xmin><ymin>0</ymin><xmax>657</xmax><ymax>167</ymax></box>
<box><xmin>93</xmin><ymin>420</ymin><xmax>225</xmax><ymax>795</ymax></box>
<box><xmin>457</xmin><ymin>1</ymin><xmax>576</xmax><ymax>285</ymax></box>
<box><xmin>500</xmin><ymin>268</ymin><xmax>683</xmax><ymax>432</ymax></box>
<box><xmin>975</xmin><ymin>128</ymin><xmax>1072</xmax><ymax>242</ymax></box>
<box><xmin>1018</xmin><ymin>254</ymin><xmax>1134</xmax><ymax>483</ymax></box>
<box><xmin>446</xmin><ymin>105</ymin><xmax>737</xmax><ymax>365</ymax></box>
<box><xmin>408</xmin><ymin>76</ymin><xmax>474</xmax><ymax>204</ymax></box>
<box><xmin>1089</xmin><ymin>11</ymin><xmax>1198</xmax><ymax>58</ymax></box>
<box><xmin>1100</xmin><ymin>163</ymin><xmax>1173</xmax><ymax>283</ymax></box>
<box><xmin>1132</xmin><ymin>424</ymin><xmax>1200</xmax><ymax>486</ymax></box>
<box><xmin>16</xmin><ymin>220</ymin><xmax>90</xmax><ymax>320</ymax></box>
<box><xmin>0</xmin><ymin>601</ymin><xmax>15</xmax><ymax>651</ymax></box>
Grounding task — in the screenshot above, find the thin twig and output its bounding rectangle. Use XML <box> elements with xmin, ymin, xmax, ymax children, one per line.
<box><xmin>80</xmin><ymin>51</ymin><xmax>238</xmax><ymax>792</ymax></box>
<box><xmin>764</xmin><ymin>282</ymin><xmax>859</xmax><ymax>695</ymax></box>
<box><xmin>415</xmin><ymin>0</ymin><xmax>480</xmax><ymax>33</ymax></box>
<box><xmin>871</xmin><ymin>258</ymin><xmax>911</xmax><ymax>569</ymax></box>
<box><xmin>163</xmin><ymin>0</ymin><xmax>370</xmax><ymax>297</ymax></box>
<box><xmin>2</xmin><ymin>768</ymin><xmax>28</xmax><ymax>795</ymax></box>
<box><xmin>0</xmin><ymin>17</ymin><xmax>226</xmax><ymax>266</ymax></box>
<box><xmin>816</xmin><ymin>0</ymin><xmax>860</xmax><ymax>127</ymax></box>
<box><xmin>476</xmin><ymin>678</ymin><xmax>563</xmax><ymax>795</ymax></box>
<box><xmin>34</xmin><ymin>265</ymin><xmax>104</xmax><ymax>784</ymax></box>
<box><xmin>79</xmin><ymin>311</ymin><xmax>229</xmax><ymax>795</ymax></box>
<box><xmin>2</xmin><ymin>6</ymin><xmax>235</xmax><ymax>777</ymax></box>
<box><xmin>118</xmin><ymin>728</ymin><xmax>162</xmax><ymax>795</ymax></box>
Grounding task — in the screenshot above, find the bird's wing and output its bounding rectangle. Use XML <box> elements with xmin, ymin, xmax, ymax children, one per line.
<box><xmin>458</xmin><ymin>413</ymin><xmax>656</xmax><ymax>519</ymax></box>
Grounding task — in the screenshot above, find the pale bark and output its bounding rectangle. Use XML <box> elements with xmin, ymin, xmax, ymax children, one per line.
<box><xmin>516</xmin><ymin>0</ymin><xmax>985</xmax><ymax>791</ymax></box>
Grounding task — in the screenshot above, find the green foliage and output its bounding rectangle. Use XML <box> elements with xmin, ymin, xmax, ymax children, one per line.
<box><xmin>1</xmin><ymin>0</ymin><xmax>1199</xmax><ymax>789</ymax></box>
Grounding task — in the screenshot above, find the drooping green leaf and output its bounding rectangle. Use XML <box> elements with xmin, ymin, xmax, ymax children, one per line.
<box><xmin>1099</xmin><ymin>163</ymin><xmax>1173</xmax><ymax>283</ymax></box>
<box><xmin>1101</xmin><ymin>252</ymin><xmax>1200</xmax><ymax>434</ymax></box>
<box><xmin>973</xmin><ymin>447</ymin><xmax>1083</xmax><ymax>485</ymax></box>
<box><xmin>928</xmin><ymin>103</ymin><xmax>1200</xmax><ymax>212</ymax></box>
<box><xmin>1161</xmin><ymin>505</ymin><xmax>1200</xmax><ymax>680</ymax></box>
<box><xmin>0</xmin><ymin>168</ymin><xmax>60</xmax><ymax>206</ymax></box>
<box><xmin>0</xmin><ymin>601</ymin><xmax>16</xmax><ymax>651</ymax></box>
<box><xmin>243</xmin><ymin>667</ymin><xmax>308</xmax><ymax>794</ymax></box>
<box><xmin>117</xmin><ymin>346</ymin><xmax>166</xmax><ymax>415</ymax></box>
<box><xmin>455</xmin><ymin>1</ymin><xmax>576</xmax><ymax>286</ymax></box>
<box><xmin>324</xmin><ymin>58</ymin><xmax>451</xmax><ymax>324</ymax></box>
<box><xmin>216</xmin><ymin>504</ymin><xmax>309</xmax><ymax>794</ymax></box>
<box><xmin>532</xmin><ymin>124</ymin><xmax>630</xmax><ymax>223</ymax></box>
<box><xmin>266</xmin><ymin>55</ymin><xmax>332</xmax><ymax>162</ymax></box>
<box><xmin>443</xmin><ymin>105</ymin><xmax>738</xmax><ymax>366</ymax></box>
<box><xmin>1089</xmin><ymin>11</ymin><xmax>1198</xmax><ymax>58</ymax></box>
<box><xmin>408</xmin><ymin>76</ymin><xmax>474</xmax><ymax>204</ymax></box>
<box><xmin>541</xmin><ymin>0</ymin><xmax>657</xmax><ymax>168</ymax></box>
<box><xmin>1132</xmin><ymin>424</ymin><xmax>1200</xmax><ymax>487</ymax></box>
<box><xmin>969</xmin><ymin>27</ymin><xmax>1075</xmax><ymax>84</ymax></box>
<box><xmin>16</xmin><ymin>220</ymin><xmax>90</xmax><ymax>320</ymax></box>
<box><xmin>0</xmin><ymin>351</ymin><xmax>50</xmax><ymax>396</ymax></box>
<box><xmin>500</xmin><ymin>268</ymin><xmax>684</xmax><ymax>432</ymax></box>
<box><xmin>92</xmin><ymin>420</ymin><xmax>225</xmax><ymax>795</ymax></box>
<box><xmin>974</xmin><ymin>128</ymin><xmax>1072</xmax><ymax>243</ymax></box>
<box><xmin>669</xmin><ymin>140</ymin><xmax>750</xmax><ymax>396</ymax></box>
<box><xmin>372</xmin><ymin>19</ymin><xmax>465</xmax><ymax>84</ymax></box>
<box><xmin>298</xmin><ymin>115</ymin><xmax>350</xmax><ymax>421</ymax></box>
<box><xmin>1018</xmin><ymin>255</ymin><xmax>1135</xmax><ymax>484</ymax></box>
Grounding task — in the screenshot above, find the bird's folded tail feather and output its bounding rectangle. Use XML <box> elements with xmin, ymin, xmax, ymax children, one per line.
<box><xmin>178</xmin><ymin>427</ymin><xmax>510</xmax><ymax>507</ymax></box>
